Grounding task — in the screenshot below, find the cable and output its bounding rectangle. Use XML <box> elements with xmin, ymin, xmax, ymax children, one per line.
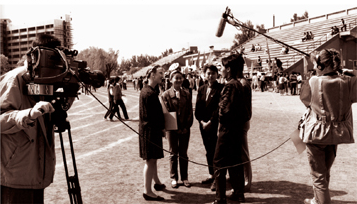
<box><xmin>78</xmin><ymin>81</ymin><xmax>294</xmax><ymax>173</ymax></box>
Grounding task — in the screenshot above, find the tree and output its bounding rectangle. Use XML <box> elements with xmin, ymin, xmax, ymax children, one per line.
<box><xmin>291</xmin><ymin>11</ymin><xmax>309</xmax><ymax>22</ymax></box>
<box><xmin>76</xmin><ymin>47</ymin><xmax>119</xmax><ymax>79</ymax></box>
<box><xmin>256</xmin><ymin>24</ymin><xmax>265</xmax><ymax>32</ymax></box>
<box><xmin>161</xmin><ymin>48</ymin><xmax>173</xmax><ymax>58</ymax></box>
<box><xmin>105</xmin><ymin>49</ymin><xmax>120</xmax><ymax>79</ymax></box>
<box><xmin>230</xmin><ymin>20</ymin><xmax>256</xmax><ymax>50</ymax></box>
<box><xmin>0</xmin><ymin>54</ymin><xmax>12</xmax><ymax>75</ymax></box>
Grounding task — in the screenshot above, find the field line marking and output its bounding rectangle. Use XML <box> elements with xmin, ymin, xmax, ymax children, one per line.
<box><xmin>55</xmin><ymin>133</ymin><xmax>136</xmax><ymax>169</ymax></box>
<box><xmin>68</xmin><ymin>104</ymin><xmax>139</xmax><ymax>130</ymax></box>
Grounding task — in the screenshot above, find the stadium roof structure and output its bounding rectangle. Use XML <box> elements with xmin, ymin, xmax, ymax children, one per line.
<box><xmin>132</xmin><ymin>49</ymin><xmax>191</xmax><ymax>78</ymax></box>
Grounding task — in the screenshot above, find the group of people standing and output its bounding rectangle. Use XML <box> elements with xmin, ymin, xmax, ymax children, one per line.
<box><xmin>138</xmin><ymin>53</ymin><xmax>252</xmax><ymax>204</ymax></box>
<box><xmin>251</xmin><ymin>71</ymin><xmax>302</xmax><ymax>96</ymax></box>
<box><xmin>276</xmin><ymin>72</ymin><xmax>302</xmax><ymax>96</ymax></box>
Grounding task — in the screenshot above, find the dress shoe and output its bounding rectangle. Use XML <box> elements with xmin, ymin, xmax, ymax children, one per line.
<box><xmin>171</xmin><ymin>180</ymin><xmax>178</xmax><ymax>188</ymax></box>
<box><xmin>304</xmin><ymin>198</ymin><xmax>317</xmax><ymax>204</ymax></box>
<box><xmin>154</xmin><ymin>183</ymin><xmax>166</xmax><ymax>191</ymax></box>
<box><xmin>228</xmin><ymin>191</ymin><xmax>245</xmax><ymax>202</ymax></box>
<box><xmin>210</xmin><ymin>180</ymin><xmax>216</xmax><ymax>191</ymax></box>
<box><xmin>201</xmin><ymin>177</ymin><xmax>214</xmax><ymax>184</ymax></box>
<box><xmin>183</xmin><ymin>180</ymin><xmax>191</xmax><ymax>188</ymax></box>
<box><xmin>143</xmin><ymin>193</ymin><xmax>164</xmax><ymax>201</ymax></box>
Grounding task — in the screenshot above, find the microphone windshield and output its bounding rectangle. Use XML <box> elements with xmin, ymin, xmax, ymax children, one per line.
<box><xmin>216</xmin><ymin>13</ymin><xmax>227</xmax><ymax>37</ymax></box>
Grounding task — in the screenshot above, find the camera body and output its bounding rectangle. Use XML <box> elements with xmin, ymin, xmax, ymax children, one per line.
<box><xmin>24</xmin><ymin>46</ymin><xmax>105</xmax><ymax>98</ymax></box>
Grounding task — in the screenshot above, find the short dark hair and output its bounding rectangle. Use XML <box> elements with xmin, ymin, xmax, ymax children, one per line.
<box><xmin>115</xmin><ymin>76</ymin><xmax>120</xmax><ymax>83</ymax></box>
<box><xmin>202</xmin><ymin>64</ymin><xmax>218</xmax><ymax>74</ymax></box>
<box><xmin>311</xmin><ymin>48</ymin><xmax>341</xmax><ymax>71</ymax></box>
<box><xmin>221</xmin><ymin>53</ymin><xmax>245</xmax><ymax>77</ymax></box>
<box><xmin>32</xmin><ymin>33</ymin><xmax>61</xmax><ymax>48</ymax></box>
<box><xmin>146</xmin><ymin>65</ymin><xmax>160</xmax><ymax>79</ymax></box>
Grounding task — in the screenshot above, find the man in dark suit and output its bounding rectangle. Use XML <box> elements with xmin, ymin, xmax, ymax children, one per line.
<box><xmin>195</xmin><ymin>64</ymin><xmax>224</xmax><ymax>191</ymax></box>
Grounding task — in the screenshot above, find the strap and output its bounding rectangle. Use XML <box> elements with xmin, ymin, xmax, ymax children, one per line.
<box><xmin>339</xmin><ymin>76</ymin><xmax>344</xmax><ymax>121</ymax></box>
<box><xmin>318</xmin><ymin>78</ymin><xmax>326</xmax><ymax>124</ymax></box>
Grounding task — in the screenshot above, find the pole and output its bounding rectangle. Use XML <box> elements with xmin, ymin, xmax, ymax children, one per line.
<box><xmin>265</xmin><ymin>38</ymin><xmax>272</xmax><ymax>72</ymax></box>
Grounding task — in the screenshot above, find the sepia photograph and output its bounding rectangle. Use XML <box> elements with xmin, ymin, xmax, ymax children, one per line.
<box><xmin>1</xmin><ymin>0</ymin><xmax>357</xmax><ymax>203</ymax></box>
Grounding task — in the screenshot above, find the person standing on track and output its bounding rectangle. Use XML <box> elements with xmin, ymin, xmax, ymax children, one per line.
<box><xmin>139</xmin><ymin>65</ymin><xmax>166</xmax><ymax>201</ymax></box>
<box><xmin>213</xmin><ymin>53</ymin><xmax>250</xmax><ymax>204</ymax></box>
<box><xmin>104</xmin><ymin>78</ymin><xmax>115</xmax><ymax>120</ymax></box>
<box><xmin>300</xmin><ymin>49</ymin><xmax>357</xmax><ymax>204</ymax></box>
<box><xmin>195</xmin><ymin>64</ymin><xmax>224</xmax><ymax>191</ymax></box>
<box><xmin>161</xmin><ymin>69</ymin><xmax>193</xmax><ymax>189</ymax></box>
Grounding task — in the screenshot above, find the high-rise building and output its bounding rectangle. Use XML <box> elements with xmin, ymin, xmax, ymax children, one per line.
<box><xmin>0</xmin><ymin>14</ymin><xmax>73</xmax><ymax>68</ymax></box>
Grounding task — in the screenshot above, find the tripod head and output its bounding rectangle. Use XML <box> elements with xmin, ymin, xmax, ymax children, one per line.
<box><xmin>51</xmin><ymin>96</ymin><xmax>72</xmax><ymax>133</ymax></box>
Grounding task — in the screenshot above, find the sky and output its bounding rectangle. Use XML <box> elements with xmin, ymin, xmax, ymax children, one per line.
<box><xmin>1</xmin><ymin>0</ymin><xmax>356</xmax><ymax>61</ymax></box>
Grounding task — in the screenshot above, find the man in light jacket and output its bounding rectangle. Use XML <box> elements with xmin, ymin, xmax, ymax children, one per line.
<box><xmin>1</xmin><ymin>34</ymin><xmax>75</xmax><ymax>203</ymax></box>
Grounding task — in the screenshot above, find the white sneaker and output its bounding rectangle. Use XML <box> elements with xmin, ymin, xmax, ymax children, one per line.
<box><xmin>171</xmin><ymin>180</ymin><xmax>178</xmax><ymax>188</ymax></box>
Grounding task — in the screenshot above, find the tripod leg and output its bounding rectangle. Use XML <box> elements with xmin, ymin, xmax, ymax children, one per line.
<box><xmin>67</xmin><ymin>124</ymin><xmax>83</xmax><ymax>204</ymax></box>
<box><xmin>59</xmin><ymin>131</ymin><xmax>74</xmax><ymax>204</ymax></box>
<box><xmin>58</xmin><ymin>121</ymin><xmax>83</xmax><ymax>204</ymax></box>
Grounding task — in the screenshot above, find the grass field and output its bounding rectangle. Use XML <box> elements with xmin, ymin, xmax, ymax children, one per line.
<box><xmin>44</xmin><ymin>83</ymin><xmax>357</xmax><ymax>204</ymax></box>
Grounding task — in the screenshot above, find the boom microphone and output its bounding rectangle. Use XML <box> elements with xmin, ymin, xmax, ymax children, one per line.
<box><xmin>216</xmin><ymin>7</ymin><xmax>230</xmax><ymax>37</ymax></box>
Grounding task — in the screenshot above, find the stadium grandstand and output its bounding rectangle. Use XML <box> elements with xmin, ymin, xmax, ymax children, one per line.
<box><xmin>239</xmin><ymin>7</ymin><xmax>357</xmax><ymax>77</ymax></box>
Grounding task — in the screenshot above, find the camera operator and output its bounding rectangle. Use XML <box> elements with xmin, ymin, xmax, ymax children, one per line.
<box><xmin>0</xmin><ymin>34</ymin><xmax>76</xmax><ymax>203</ymax></box>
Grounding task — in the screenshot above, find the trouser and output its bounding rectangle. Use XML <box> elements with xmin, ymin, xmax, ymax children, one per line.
<box><xmin>242</xmin><ymin>121</ymin><xmax>252</xmax><ymax>191</ymax></box>
<box><xmin>260</xmin><ymin>81</ymin><xmax>265</xmax><ymax>92</ymax></box>
<box><xmin>109</xmin><ymin>99</ymin><xmax>129</xmax><ymax>119</ymax></box>
<box><xmin>214</xmin><ymin>127</ymin><xmax>245</xmax><ymax>203</ymax></box>
<box><xmin>104</xmin><ymin>96</ymin><xmax>114</xmax><ymax>118</ymax></box>
<box><xmin>1</xmin><ymin>186</ymin><xmax>44</xmax><ymax>204</ymax></box>
<box><xmin>199</xmin><ymin>123</ymin><xmax>218</xmax><ymax>176</ymax></box>
<box><xmin>306</xmin><ymin>144</ymin><xmax>337</xmax><ymax>204</ymax></box>
<box><xmin>290</xmin><ymin>83</ymin><xmax>297</xmax><ymax>95</ymax></box>
<box><xmin>167</xmin><ymin>130</ymin><xmax>190</xmax><ymax>181</ymax></box>
<box><xmin>214</xmin><ymin>157</ymin><xmax>244</xmax><ymax>203</ymax></box>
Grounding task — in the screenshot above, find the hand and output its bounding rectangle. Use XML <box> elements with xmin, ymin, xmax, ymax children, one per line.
<box><xmin>29</xmin><ymin>101</ymin><xmax>55</xmax><ymax>119</ymax></box>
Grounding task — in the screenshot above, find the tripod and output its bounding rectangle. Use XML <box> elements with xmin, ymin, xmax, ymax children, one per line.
<box><xmin>53</xmin><ymin>108</ymin><xmax>83</xmax><ymax>204</ymax></box>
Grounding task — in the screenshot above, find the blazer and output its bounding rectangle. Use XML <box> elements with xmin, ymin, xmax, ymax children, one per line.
<box><xmin>195</xmin><ymin>81</ymin><xmax>224</xmax><ymax>125</ymax></box>
<box><xmin>161</xmin><ymin>87</ymin><xmax>193</xmax><ymax>131</ymax></box>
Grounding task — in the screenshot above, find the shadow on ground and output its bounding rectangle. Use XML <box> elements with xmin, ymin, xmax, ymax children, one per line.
<box><xmin>158</xmin><ymin>180</ymin><xmax>353</xmax><ymax>203</ymax></box>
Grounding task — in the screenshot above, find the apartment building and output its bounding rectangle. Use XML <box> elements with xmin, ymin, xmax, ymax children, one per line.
<box><xmin>0</xmin><ymin>14</ymin><xmax>73</xmax><ymax>68</ymax></box>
